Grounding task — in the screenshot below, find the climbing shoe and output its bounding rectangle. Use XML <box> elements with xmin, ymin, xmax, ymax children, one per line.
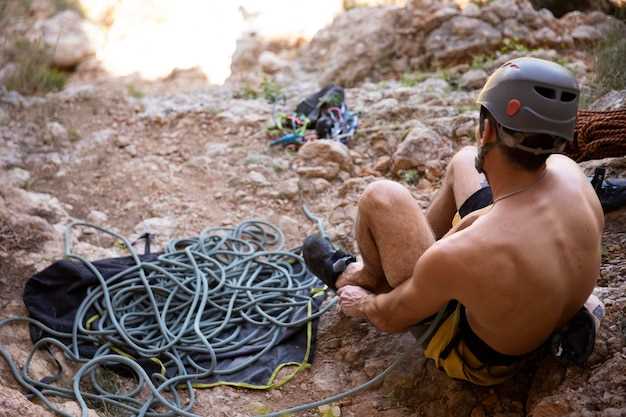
<box><xmin>590</xmin><ymin>167</ymin><xmax>626</xmax><ymax>213</ymax></box>
<box><xmin>302</xmin><ymin>234</ymin><xmax>356</xmax><ymax>291</ymax></box>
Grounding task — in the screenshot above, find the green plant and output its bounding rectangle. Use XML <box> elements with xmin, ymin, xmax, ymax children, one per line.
<box><xmin>498</xmin><ymin>37</ymin><xmax>530</xmax><ymax>54</ymax></box>
<box><xmin>235</xmin><ymin>83</ymin><xmax>259</xmax><ymax>100</ymax></box>
<box><xmin>400</xmin><ymin>169</ymin><xmax>419</xmax><ymax>185</ymax></box>
<box><xmin>591</xmin><ymin>23</ymin><xmax>626</xmax><ymax>95</ymax></box>
<box><xmin>4</xmin><ymin>38</ymin><xmax>67</xmax><ymax>95</ymax></box>
<box><xmin>127</xmin><ymin>84</ymin><xmax>144</xmax><ymax>99</ymax></box>
<box><xmin>68</xmin><ymin>127</ymin><xmax>81</xmax><ymax>142</ymax></box>
<box><xmin>400</xmin><ymin>71</ymin><xmax>429</xmax><ymax>87</ymax></box>
<box><xmin>470</xmin><ymin>53</ymin><xmax>494</xmax><ymax>70</ymax></box>
<box><xmin>261</xmin><ymin>77</ymin><xmax>283</xmax><ymax>103</ymax></box>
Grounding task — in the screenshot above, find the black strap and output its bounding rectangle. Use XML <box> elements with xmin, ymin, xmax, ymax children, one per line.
<box><xmin>131</xmin><ymin>232</ymin><xmax>152</xmax><ymax>255</ymax></box>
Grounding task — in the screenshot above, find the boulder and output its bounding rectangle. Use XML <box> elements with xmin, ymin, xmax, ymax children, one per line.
<box><xmin>247</xmin><ymin>171</ymin><xmax>269</xmax><ymax>187</ymax></box>
<box><xmin>276</xmin><ymin>178</ymin><xmax>300</xmax><ymax>199</ymax></box>
<box><xmin>46</xmin><ymin>121</ymin><xmax>68</xmax><ymax>144</ymax></box>
<box><xmin>304</xmin><ymin>6</ymin><xmax>400</xmax><ymax>86</ymax></box>
<box><xmin>425</xmin><ymin>16</ymin><xmax>502</xmax><ymax>63</ymax></box>
<box><xmin>590</xmin><ymin>89</ymin><xmax>626</xmax><ymax>111</ymax></box>
<box><xmin>258</xmin><ymin>51</ymin><xmax>289</xmax><ymax>75</ymax></box>
<box><xmin>134</xmin><ymin>217</ymin><xmax>177</xmax><ymax>239</ymax></box>
<box><xmin>298</xmin><ymin>140</ymin><xmax>352</xmax><ymax>171</ymax></box>
<box><xmin>296</xmin><ymin>163</ymin><xmax>341</xmax><ymax>180</ymax></box>
<box><xmin>37</xmin><ymin>11</ymin><xmax>102</xmax><ymax>68</ymax></box>
<box><xmin>459</xmin><ymin>69</ymin><xmax>487</xmax><ymax>90</ymax></box>
<box><xmin>571</xmin><ymin>25</ymin><xmax>603</xmax><ymax>43</ymax></box>
<box><xmin>391</xmin><ymin>121</ymin><xmax>453</xmax><ymax>174</ymax></box>
<box><xmin>0</xmin><ymin>168</ymin><xmax>31</xmax><ymax>189</ymax></box>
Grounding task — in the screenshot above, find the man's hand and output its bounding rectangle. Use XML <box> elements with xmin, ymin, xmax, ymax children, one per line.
<box><xmin>337</xmin><ymin>285</ymin><xmax>373</xmax><ymax>318</ymax></box>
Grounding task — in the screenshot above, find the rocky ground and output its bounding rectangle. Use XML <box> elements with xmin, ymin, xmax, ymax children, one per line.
<box><xmin>1</xmin><ymin>0</ymin><xmax>626</xmax><ymax>416</ymax></box>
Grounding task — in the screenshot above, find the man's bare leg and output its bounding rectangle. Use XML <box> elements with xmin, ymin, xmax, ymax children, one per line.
<box><xmin>336</xmin><ymin>146</ymin><xmax>487</xmax><ymax>292</ymax></box>
<box><xmin>336</xmin><ymin>180</ymin><xmax>435</xmax><ymax>292</ymax></box>
<box><xmin>426</xmin><ymin>146</ymin><xmax>487</xmax><ymax>239</ymax></box>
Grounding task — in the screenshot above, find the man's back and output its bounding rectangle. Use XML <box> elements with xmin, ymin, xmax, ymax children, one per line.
<box><xmin>441</xmin><ymin>155</ymin><xmax>604</xmax><ymax>355</ymax></box>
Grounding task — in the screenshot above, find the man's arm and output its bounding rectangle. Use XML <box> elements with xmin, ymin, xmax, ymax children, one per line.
<box><xmin>359</xmin><ymin>245</ymin><xmax>457</xmax><ymax>333</ymax></box>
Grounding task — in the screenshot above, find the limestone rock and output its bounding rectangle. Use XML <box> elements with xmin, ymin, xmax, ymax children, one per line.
<box><xmin>571</xmin><ymin>25</ymin><xmax>603</xmax><ymax>42</ymax></box>
<box><xmin>391</xmin><ymin>121</ymin><xmax>453</xmax><ymax>174</ymax></box>
<box><xmin>296</xmin><ymin>163</ymin><xmax>341</xmax><ymax>180</ymax></box>
<box><xmin>259</xmin><ymin>51</ymin><xmax>289</xmax><ymax>75</ymax></box>
<box><xmin>304</xmin><ymin>6</ymin><xmax>400</xmax><ymax>86</ymax></box>
<box><xmin>1</xmin><ymin>168</ymin><xmax>31</xmax><ymax>188</ymax></box>
<box><xmin>459</xmin><ymin>69</ymin><xmax>487</xmax><ymax>90</ymax></box>
<box><xmin>134</xmin><ymin>217</ymin><xmax>177</xmax><ymax>239</ymax></box>
<box><xmin>247</xmin><ymin>171</ymin><xmax>269</xmax><ymax>187</ymax></box>
<box><xmin>298</xmin><ymin>140</ymin><xmax>352</xmax><ymax>171</ymax></box>
<box><xmin>276</xmin><ymin>178</ymin><xmax>299</xmax><ymax>199</ymax></box>
<box><xmin>114</xmin><ymin>135</ymin><xmax>130</xmax><ymax>148</ymax></box>
<box><xmin>373</xmin><ymin>156</ymin><xmax>392</xmax><ymax>174</ymax></box>
<box><xmin>531</xmin><ymin>27</ymin><xmax>561</xmax><ymax>46</ymax></box>
<box><xmin>87</xmin><ymin>210</ymin><xmax>108</xmax><ymax>224</ymax></box>
<box><xmin>0</xmin><ymin>64</ymin><xmax>17</xmax><ymax>87</ymax></box>
<box><xmin>47</xmin><ymin>122</ymin><xmax>68</xmax><ymax>144</ymax></box>
<box><xmin>486</xmin><ymin>0</ymin><xmax>521</xmax><ymax>20</ymax></box>
<box><xmin>311</xmin><ymin>178</ymin><xmax>332</xmax><ymax>193</ymax></box>
<box><xmin>425</xmin><ymin>16</ymin><xmax>502</xmax><ymax>63</ymax></box>
<box><xmin>590</xmin><ymin>89</ymin><xmax>626</xmax><ymax>111</ymax></box>
<box><xmin>21</xmin><ymin>190</ymin><xmax>68</xmax><ymax>224</ymax></box>
<box><xmin>38</xmin><ymin>11</ymin><xmax>102</xmax><ymax>68</ymax></box>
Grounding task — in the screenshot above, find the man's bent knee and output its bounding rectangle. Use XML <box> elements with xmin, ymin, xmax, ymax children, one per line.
<box><xmin>359</xmin><ymin>180</ymin><xmax>413</xmax><ymax>215</ymax></box>
<box><xmin>452</xmin><ymin>146</ymin><xmax>478</xmax><ymax>166</ymax></box>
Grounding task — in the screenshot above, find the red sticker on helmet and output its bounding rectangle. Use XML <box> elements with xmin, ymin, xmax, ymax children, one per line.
<box><xmin>506</xmin><ymin>99</ymin><xmax>521</xmax><ymax>117</ymax></box>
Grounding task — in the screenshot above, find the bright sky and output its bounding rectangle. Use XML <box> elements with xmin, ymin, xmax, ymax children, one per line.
<box><xmin>87</xmin><ymin>0</ymin><xmax>343</xmax><ymax>83</ymax></box>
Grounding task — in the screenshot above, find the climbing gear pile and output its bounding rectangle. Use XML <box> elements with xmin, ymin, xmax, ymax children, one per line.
<box><xmin>565</xmin><ymin>109</ymin><xmax>626</xmax><ymax>162</ymax></box>
<box><xmin>1</xmin><ymin>220</ymin><xmax>333</xmax><ymax>417</ymax></box>
<box><xmin>269</xmin><ymin>84</ymin><xmax>358</xmax><ymax>148</ymax></box>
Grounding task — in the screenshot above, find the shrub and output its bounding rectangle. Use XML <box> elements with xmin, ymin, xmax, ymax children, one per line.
<box><xmin>260</xmin><ymin>77</ymin><xmax>283</xmax><ymax>103</ymax></box>
<box><xmin>4</xmin><ymin>38</ymin><xmax>67</xmax><ymax>95</ymax></box>
<box><xmin>592</xmin><ymin>23</ymin><xmax>626</xmax><ymax>95</ymax></box>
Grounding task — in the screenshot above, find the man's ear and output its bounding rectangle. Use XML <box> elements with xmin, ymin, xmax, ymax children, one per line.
<box><xmin>481</xmin><ymin>118</ymin><xmax>495</xmax><ymax>145</ymax></box>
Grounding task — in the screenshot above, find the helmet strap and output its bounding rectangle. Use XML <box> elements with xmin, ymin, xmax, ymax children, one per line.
<box><xmin>475</xmin><ymin>115</ymin><xmax>502</xmax><ymax>174</ymax></box>
<box><xmin>497</xmin><ymin>125</ymin><xmax>566</xmax><ymax>155</ymax></box>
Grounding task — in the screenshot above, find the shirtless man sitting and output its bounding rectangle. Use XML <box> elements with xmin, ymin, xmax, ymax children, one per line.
<box><xmin>303</xmin><ymin>57</ymin><xmax>604</xmax><ymax>385</ymax></box>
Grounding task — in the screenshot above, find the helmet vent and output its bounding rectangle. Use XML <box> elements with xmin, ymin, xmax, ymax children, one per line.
<box><xmin>561</xmin><ymin>91</ymin><xmax>577</xmax><ymax>102</ymax></box>
<box><xmin>534</xmin><ymin>86</ymin><xmax>557</xmax><ymax>100</ymax></box>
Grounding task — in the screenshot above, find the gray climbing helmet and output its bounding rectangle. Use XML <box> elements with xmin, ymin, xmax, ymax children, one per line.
<box><xmin>477</xmin><ymin>57</ymin><xmax>580</xmax><ymax>154</ymax></box>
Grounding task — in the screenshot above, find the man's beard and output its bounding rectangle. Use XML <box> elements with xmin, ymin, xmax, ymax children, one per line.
<box><xmin>474</xmin><ymin>142</ymin><xmax>496</xmax><ymax>174</ymax></box>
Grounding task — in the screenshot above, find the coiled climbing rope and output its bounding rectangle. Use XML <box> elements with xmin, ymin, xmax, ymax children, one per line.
<box><xmin>0</xmin><ymin>220</ymin><xmax>335</xmax><ymax>417</ymax></box>
<box><xmin>565</xmin><ymin>109</ymin><xmax>626</xmax><ymax>162</ymax></box>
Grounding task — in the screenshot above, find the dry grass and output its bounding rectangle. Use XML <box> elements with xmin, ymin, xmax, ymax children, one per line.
<box><xmin>4</xmin><ymin>38</ymin><xmax>68</xmax><ymax>95</ymax></box>
<box><xmin>592</xmin><ymin>22</ymin><xmax>626</xmax><ymax>94</ymax></box>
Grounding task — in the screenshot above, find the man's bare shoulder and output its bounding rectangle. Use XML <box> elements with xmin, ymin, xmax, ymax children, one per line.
<box><xmin>547</xmin><ymin>154</ymin><xmax>587</xmax><ymax>179</ymax></box>
<box><xmin>419</xmin><ymin>227</ymin><xmax>498</xmax><ymax>296</ymax></box>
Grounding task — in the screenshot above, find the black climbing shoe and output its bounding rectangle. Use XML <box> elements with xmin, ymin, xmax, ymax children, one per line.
<box><xmin>590</xmin><ymin>167</ymin><xmax>626</xmax><ymax>213</ymax></box>
<box><xmin>302</xmin><ymin>234</ymin><xmax>356</xmax><ymax>291</ymax></box>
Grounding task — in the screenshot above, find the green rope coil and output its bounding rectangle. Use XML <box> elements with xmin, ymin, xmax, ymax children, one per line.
<box><xmin>0</xmin><ymin>220</ymin><xmax>334</xmax><ymax>417</ymax></box>
<box><xmin>0</xmin><ymin>212</ymin><xmax>448</xmax><ymax>417</ymax></box>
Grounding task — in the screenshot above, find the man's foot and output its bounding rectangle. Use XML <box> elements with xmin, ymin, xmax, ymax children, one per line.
<box><xmin>591</xmin><ymin>168</ymin><xmax>626</xmax><ymax>213</ymax></box>
<box><xmin>302</xmin><ymin>234</ymin><xmax>356</xmax><ymax>290</ymax></box>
